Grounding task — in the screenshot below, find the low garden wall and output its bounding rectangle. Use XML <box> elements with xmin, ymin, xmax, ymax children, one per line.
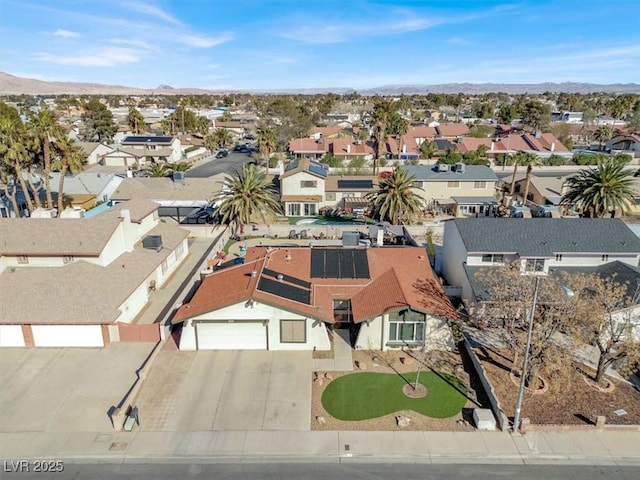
<box><xmin>461</xmin><ymin>335</ymin><xmax>509</xmax><ymax>431</ymax></box>
<box><xmin>521</xmin><ymin>417</ymin><xmax>640</xmax><ymax>433</ymax></box>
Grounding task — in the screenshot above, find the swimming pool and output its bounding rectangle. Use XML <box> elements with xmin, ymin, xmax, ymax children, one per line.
<box><xmin>295</xmin><ymin>218</ymin><xmax>367</xmax><ymax>226</ymax></box>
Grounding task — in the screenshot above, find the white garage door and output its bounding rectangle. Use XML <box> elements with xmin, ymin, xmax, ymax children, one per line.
<box><xmin>31</xmin><ymin>325</ymin><xmax>104</xmax><ymax>347</ymax></box>
<box><xmin>196</xmin><ymin>321</ymin><xmax>267</xmax><ymax>350</ymax></box>
<box><xmin>0</xmin><ymin>325</ymin><xmax>26</xmax><ymax>347</ymax></box>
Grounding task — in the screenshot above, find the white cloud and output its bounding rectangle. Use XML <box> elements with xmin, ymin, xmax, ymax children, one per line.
<box><xmin>116</xmin><ymin>1</ymin><xmax>182</xmax><ymax>26</ymax></box>
<box><xmin>34</xmin><ymin>47</ymin><xmax>140</xmax><ymax>67</ymax></box>
<box><xmin>448</xmin><ymin>37</ymin><xmax>471</xmax><ymax>46</ymax></box>
<box><xmin>109</xmin><ymin>38</ymin><xmax>161</xmax><ymax>53</ymax></box>
<box><xmin>176</xmin><ymin>32</ymin><xmax>234</xmax><ymax>48</ymax></box>
<box><xmin>52</xmin><ymin>29</ymin><xmax>81</xmax><ymax>38</ymax></box>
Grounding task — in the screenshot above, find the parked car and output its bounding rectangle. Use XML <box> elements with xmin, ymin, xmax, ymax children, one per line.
<box><xmin>215</xmin><ymin>149</ymin><xmax>228</xmax><ymax>158</ymax></box>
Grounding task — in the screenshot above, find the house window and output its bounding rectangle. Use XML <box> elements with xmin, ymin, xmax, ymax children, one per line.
<box><xmin>525</xmin><ymin>258</ymin><xmax>545</xmax><ymax>273</ymax></box>
<box><xmin>555</xmin><ymin>254</ymin><xmax>563</xmax><ymax>261</ymax></box>
<box><xmin>343</xmin><ymin>193</ymin><xmax>355</xmax><ymax>198</ymax></box>
<box><xmin>326</xmin><ymin>192</ymin><xmax>336</xmax><ymax>201</ymax></box>
<box><xmin>280</xmin><ymin>319</ymin><xmax>306</xmax><ymax>343</ymax></box>
<box><xmin>300</xmin><ymin>180</ymin><xmax>317</xmax><ymax>188</ymax></box>
<box><xmin>482</xmin><ymin>254</ymin><xmax>504</xmax><ymax>263</ymax></box>
<box><xmin>388</xmin><ymin>309</ymin><xmax>426</xmax><ymax>345</ymax></box>
<box><xmin>602</xmin><ymin>254</ymin><xmax>609</xmax><ymax>262</ymax></box>
<box><xmin>288</xmin><ymin>203</ymin><xmax>301</xmax><ymax>216</ymax></box>
<box><xmin>304</xmin><ymin>203</ymin><xmax>317</xmax><ymax>216</ymax></box>
<box><xmin>473</xmin><ymin>181</ymin><xmax>487</xmax><ymax>189</ymax></box>
<box><xmin>447</xmin><ymin>181</ymin><xmax>460</xmax><ymax>188</ymax></box>
<box><xmin>63</xmin><ymin>255</ymin><xmax>74</xmax><ymax>264</ymax></box>
<box><xmin>175</xmin><ymin>242</ymin><xmax>185</xmax><ymax>260</ymax></box>
<box><xmin>17</xmin><ymin>255</ymin><xmax>29</xmax><ymax>264</ymax></box>
<box><xmin>161</xmin><ymin>259</ymin><xmax>168</xmax><ymax>275</ymax></box>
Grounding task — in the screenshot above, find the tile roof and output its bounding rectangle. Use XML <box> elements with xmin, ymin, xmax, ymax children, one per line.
<box><xmin>174</xmin><ymin>246</ymin><xmax>458</xmax><ymax>324</ymax></box>
<box><xmin>452</xmin><ymin>218</ymin><xmax>640</xmax><ymax>256</ymax></box>
<box><xmin>0</xmin><ymin>224</ymin><xmax>189</xmax><ymax>324</ymax></box>
<box><xmin>281</xmin><ymin>159</ymin><xmax>328</xmax><ymax>179</ymax></box>
<box><xmin>404</xmin><ymin>165</ymin><xmax>499</xmax><ymax>182</ymax></box>
<box><xmin>328</xmin><ymin>139</ymin><xmax>373</xmax><ymax>156</ymax></box>
<box><xmin>309</xmin><ymin>126</ymin><xmax>342</xmax><ymax>138</ymax></box>
<box><xmin>47</xmin><ymin>172</ymin><xmax>123</xmax><ymax>195</ymax></box>
<box><xmin>436</xmin><ymin>123</ymin><xmax>470</xmax><ymax>137</ymax></box>
<box><xmin>0</xmin><ymin>217</ymin><xmax>120</xmax><ymax>256</ymax></box>
<box><xmin>288</xmin><ymin>138</ymin><xmax>327</xmax><ymax>154</ymax></box>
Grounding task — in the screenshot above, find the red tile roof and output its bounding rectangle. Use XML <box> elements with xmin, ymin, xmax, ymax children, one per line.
<box><xmin>173</xmin><ymin>246</ymin><xmax>458</xmax><ymax>324</ymax></box>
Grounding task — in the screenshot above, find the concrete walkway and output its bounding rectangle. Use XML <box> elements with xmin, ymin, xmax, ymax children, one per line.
<box><xmin>313</xmin><ymin>329</ymin><xmax>354</xmax><ymax>372</ymax></box>
<box><xmin>1</xmin><ymin>429</ymin><xmax>638</xmax><ymax>465</ymax></box>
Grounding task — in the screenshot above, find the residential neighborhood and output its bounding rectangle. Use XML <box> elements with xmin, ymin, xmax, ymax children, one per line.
<box><xmin>2</xmin><ymin>1</ymin><xmax>640</xmax><ymax>471</ymax></box>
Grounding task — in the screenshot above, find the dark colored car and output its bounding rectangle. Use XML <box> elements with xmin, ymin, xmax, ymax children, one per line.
<box><xmin>215</xmin><ymin>149</ymin><xmax>228</xmax><ymax>158</ymax></box>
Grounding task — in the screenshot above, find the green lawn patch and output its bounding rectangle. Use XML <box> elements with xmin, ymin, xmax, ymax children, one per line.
<box><xmin>321</xmin><ymin>371</ymin><xmax>467</xmax><ymax>421</ymax></box>
<box><xmin>222</xmin><ymin>238</ymin><xmax>237</xmax><ymax>254</ymax></box>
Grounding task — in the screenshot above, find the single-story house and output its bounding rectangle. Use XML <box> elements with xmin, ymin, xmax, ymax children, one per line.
<box><xmin>173</xmin><ymin>246</ymin><xmax>459</xmax><ymax>351</ymax></box>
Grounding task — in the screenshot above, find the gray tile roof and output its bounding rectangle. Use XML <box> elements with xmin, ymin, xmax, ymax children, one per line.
<box><xmin>0</xmin><ymin>217</ymin><xmax>120</xmax><ymax>256</ymax></box>
<box><xmin>111</xmin><ymin>176</ymin><xmax>224</xmax><ymax>202</ymax></box>
<box><xmin>0</xmin><ymin>224</ymin><xmax>189</xmax><ymax>325</ymax></box>
<box><xmin>453</xmin><ymin>218</ymin><xmax>640</xmax><ymax>256</ymax></box>
<box><xmin>48</xmin><ymin>172</ymin><xmax>123</xmax><ymax>195</ymax></box>
<box><xmin>97</xmin><ymin>199</ymin><xmax>159</xmax><ymax>223</ymax></box>
<box><xmin>404</xmin><ymin>165</ymin><xmax>499</xmax><ymax>182</ymax></box>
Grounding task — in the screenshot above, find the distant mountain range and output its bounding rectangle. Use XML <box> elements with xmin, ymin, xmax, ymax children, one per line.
<box><xmin>2</xmin><ymin>71</ymin><xmax>639</xmax><ymax>96</ymax></box>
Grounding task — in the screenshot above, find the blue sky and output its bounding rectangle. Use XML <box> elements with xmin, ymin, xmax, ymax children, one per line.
<box><xmin>1</xmin><ymin>0</ymin><xmax>639</xmax><ymax>90</ymax></box>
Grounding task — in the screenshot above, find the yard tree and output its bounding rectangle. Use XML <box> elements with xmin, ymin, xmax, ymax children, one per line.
<box><xmin>474</xmin><ymin>263</ymin><xmax>579</xmax><ymax>390</ymax></box>
<box><xmin>257</xmin><ymin>125</ymin><xmax>277</xmax><ymax>173</ymax></box>
<box><xmin>517</xmin><ymin>152</ymin><xmax>541</xmax><ymax>204</ymax></box>
<box><xmin>81</xmin><ymin>98</ymin><xmax>117</xmax><ymax>142</ymax></box>
<box><xmin>214</xmin><ymin>164</ymin><xmax>281</xmax><ymax>235</ymax></box>
<box><xmin>563</xmin><ymin>272</ymin><xmax>640</xmax><ymax>387</ymax></box>
<box><xmin>519</xmin><ymin>100</ymin><xmax>551</xmax><ymax>133</ymax></box>
<box><xmin>420</xmin><ymin>140</ymin><xmax>437</xmax><ymax>160</ymax></box>
<box><xmin>52</xmin><ymin>136</ymin><xmax>86</xmax><ymax>213</ymax></box>
<box><xmin>497</xmin><ymin>103</ymin><xmax>517</xmax><ymax>124</ymax></box>
<box><xmin>127</xmin><ymin>106</ymin><xmax>145</xmax><ymax>134</ymax></box>
<box><xmin>0</xmin><ymin>116</ymin><xmax>35</xmax><ymax>213</ymax></box>
<box><xmin>365</xmin><ymin>167</ymin><xmax>425</xmax><ymax>225</ymax></box>
<box><xmin>560</xmin><ymin>158</ymin><xmax>635</xmax><ymax>217</ymax></box>
<box><xmin>370</xmin><ymin>99</ymin><xmax>393</xmax><ymax>174</ymax></box>
<box><xmin>206</xmin><ymin>128</ymin><xmax>232</xmax><ymax>150</ymax></box>
<box><xmin>594</xmin><ymin>125</ymin><xmax>613</xmax><ymax>151</ymax></box>
<box><xmin>26</xmin><ymin>108</ymin><xmax>62</xmax><ymax>209</ymax></box>
<box><xmin>388</xmin><ymin>112</ymin><xmax>409</xmax><ymax>160</ymax></box>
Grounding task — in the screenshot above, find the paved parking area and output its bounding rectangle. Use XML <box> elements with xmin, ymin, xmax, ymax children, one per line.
<box><xmin>0</xmin><ymin>344</ymin><xmax>155</xmax><ymax>432</ymax></box>
<box><xmin>134</xmin><ymin>350</ymin><xmax>312</xmax><ymax>432</ymax></box>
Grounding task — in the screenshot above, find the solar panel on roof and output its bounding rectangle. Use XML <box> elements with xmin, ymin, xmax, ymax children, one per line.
<box><xmin>353</xmin><ymin>250</ymin><xmax>370</xmax><ymax>278</ymax></box>
<box><xmin>123</xmin><ymin>136</ymin><xmax>172</xmax><ymax>143</ymax></box>
<box><xmin>257</xmin><ymin>277</ymin><xmax>311</xmax><ymax>305</ymax></box>
<box><xmin>310</xmin><ymin>249</ymin><xmax>325</xmax><ymax>278</ymax></box>
<box><xmin>337</xmin><ymin>180</ymin><xmax>373</xmax><ymax>189</ymax></box>
<box><xmin>262</xmin><ymin>268</ymin><xmax>311</xmax><ymax>289</ymax></box>
<box><xmin>309</xmin><ymin>248</ymin><xmax>370</xmax><ymax>279</ymax></box>
<box><xmin>324</xmin><ymin>249</ymin><xmax>341</xmax><ymax>278</ymax></box>
<box><xmin>308</xmin><ymin>164</ymin><xmax>328</xmax><ymax>177</ymax></box>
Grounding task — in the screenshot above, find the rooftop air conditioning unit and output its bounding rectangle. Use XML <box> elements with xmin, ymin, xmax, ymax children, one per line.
<box><xmin>142</xmin><ymin>235</ymin><xmax>163</xmax><ymax>250</ymax></box>
<box><xmin>454</xmin><ymin>162</ymin><xmax>466</xmax><ymax>174</ymax></box>
<box><xmin>437</xmin><ymin>163</ymin><xmax>449</xmax><ymax>173</ymax></box>
<box><xmin>172</xmin><ymin>171</ymin><xmax>185</xmax><ymax>184</ymax></box>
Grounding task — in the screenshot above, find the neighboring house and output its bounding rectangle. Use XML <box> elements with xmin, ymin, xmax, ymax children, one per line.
<box><xmin>48</xmin><ymin>171</ymin><xmax>124</xmax><ymax>208</ymax></box>
<box><xmin>79</xmin><ymin>142</ymin><xmax>114</xmax><ymax>166</ymax></box>
<box><xmin>323</xmin><ymin>175</ymin><xmax>378</xmax><ymax>212</ymax></box>
<box><xmin>100</xmin><ymin>148</ymin><xmax>140</xmax><ymax>168</ymax></box>
<box><xmin>510</xmin><ymin>173</ymin><xmax>570</xmax><ymax>207</ymax></box>
<box><xmin>606</xmin><ymin>134</ymin><xmax>640</xmax><ymax>156</ymax></box>
<box><xmin>441</xmin><ymin>218</ymin><xmax>640</xmax><ymax>313</ymax></box>
<box><xmin>211</xmin><ymin>121</ymin><xmax>244</xmax><ymax>136</ymax></box>
<box><xmin>174</xmin><ymin>245</ymin><xmax>458</xmax><ymax>351</ymax></box>
<box><xmin>120</xmin><ymin>135</ymin><xmax>182</xmax><ymax>164</ymax></box>
<box><xmin>404</xmin><ymin>164</ymin><xmax>500</xmax><ymax>217</ymax></box>
<box><xmin>0</xmin><ymin>199</ymin><xmax>190</xmax><ymax>348</ymax></box>
<box><xmin>287</xmin><ymin>138</ymin><xmax>373</xmax><ymax>160</ymax></box>
<box><xmin>279</xmin><ymin>159</ymin><xmax>328</xmax><ymax>217</ymax></box>
<box><xmin>456</xmin><ymin>133</ymin><xmax>570</xmax><ymax>159</ymax></box>
<box><xmin>309</xmin><ymin>127</ymin><xmax>343</xmax><ymax>139</ymax></box>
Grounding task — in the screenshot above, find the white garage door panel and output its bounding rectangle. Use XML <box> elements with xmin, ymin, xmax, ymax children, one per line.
<box><xmin>0</xmin><ymin>325</ymin><xmax>26</xmax><ymax>347</ymax></box>
<box><xmin>197</xmin><ymin>322</ymin><xmax>266</xmax><ymax>350</ymax></box>
<box><xmin>32</xmin><ymin>325</ymin><xmax>104</xmax><ymax>347</ymax></box>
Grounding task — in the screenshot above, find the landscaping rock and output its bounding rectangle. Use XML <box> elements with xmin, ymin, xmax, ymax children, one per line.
<box><xmin>314</xmin><ymin>377</ymin><xmax>324</xmax><ymax>386</ymax></box>
<box><xmin>355</xmin><ymin>361</ymin><xmax>367</xmax><ymax>370</ymax></box>
<box><xmin>396</xmin><ymin>415</ymin><xmax>411</xmax><ymax>428</ymax></box>
<box><xmin>316</xmin><ymin>416</ymin><xmax>326</xmax><ymax>425</ymax></box>
<box><xmin>324</xmin><ymin>373</ymin><xmax>333</xmax><ymax>380</ymax></box>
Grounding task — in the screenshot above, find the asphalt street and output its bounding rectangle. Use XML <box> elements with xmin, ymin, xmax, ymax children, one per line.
<box><xmin>186</xmin><ymin>151</ymin><xmax>258</xmax><ymax>178</ymax></box>
<box><xmin>3</xmin><ymin>462</ymin><xmax>638</xmax><ymax>480</ymax></box>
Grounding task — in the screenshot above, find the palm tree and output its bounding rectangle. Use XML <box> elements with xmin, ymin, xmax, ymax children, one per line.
<box><xmin>52</xmin><ymin>136</ymin><xmax>85</xmax><ymax>213</ymax></box>
<box><xmin>560</xmin><ymin>158</ymin><xmax>635</xmax><ymax>217</ymax></box>
<box><xmin>0</xmin><ymin>117</ymin><xmax>35</xmax><ymax>213</ymax></box>
<box><xmin>205</xmin><ymin>128</ymin><xmax>232</xmax><ymax>151</ymax></box>
<box><xmin>365</xmin><ymin>167</ymin><xmax>426</xmax><ymax>224</ymax></box>
<box><xmin>128</xmin><ymin>107</ymin><xmax>145</xmax><ymax>134</ymax></box>
<box><xmin>389</xmin><ymin>114</ymin><xmax>409</xmax><ymax>160</ymax></box>
<box><xmin>145</xmin><ymin>163</ymin><xmax>173</xmax><ymax>178</ymax></box>
<box><xmin>28</xmin><ymin>108</ymin><xmax>62</xmax><ymax>209</ymax></box>
<box><xmin>0</xmin><ymin>168</ymin><xmax>20</xmax><ymax>217</ymax></box>
<box><xmin>594</xmin><ymin>125</ymin><xmax>613</xmax><ymax>151</ymax></box>
<box><xmin>172</xmin><ymin>162</ymin><xmax>191</xmax><ymax>172</ymax></box>
<box><xmin>214</xmin><ymin>164</ymin><xmax>281</xmax><ymax>234</ymax></box>
<box><xmin>508</xmin><ymin>153</ymin><xmax>519</xmax><ymax>200</ymax></box>
<box><xmin>370</xmin><ymin>100</ymin><xmax>392</xmax><ymax>174</ymax></box>
<box><xmin>420</xmin><ymin>140</ymin><xmax>437</xmax><ymax>160</ymax></box>
<box><xmin>257</xmin><ymin>126</ymin><xmax>276</xmax><ymax>173</ymax></box>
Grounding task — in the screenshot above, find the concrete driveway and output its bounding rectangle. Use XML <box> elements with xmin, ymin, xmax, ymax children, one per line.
<box><xmin>0</xmin><ymin>344</ymin><xmax>156</xmax><ymax>432</ymax></box>
<box><xmin>134</xmin><ymin>350</ymin><xmax>312</xmax><ymax>432</ymax></box>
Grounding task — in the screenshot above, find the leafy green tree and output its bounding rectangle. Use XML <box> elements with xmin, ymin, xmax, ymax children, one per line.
<box><xmin>420</xmin><ymin>140</ymin><xmax>437</xmax><ymax>160</ymax></box>
<box><xmin>439</xmin><ymin>148</ymin><xmax>461</xmax><ymax>165</ymax></box>
<box><xmin>81</xmin><ymin>98</ymin><xmax>116</xmax><ymax>141</ymax></box>
<box><xmin>257</xmin><ymin>125</ymin><xmax>277</xmax><ymax>172</ymax></box>
<box><xmin>626</xmin><ymin>104</ymin><xmax>640</xmax><ymax>132</ymax></box>
<box><xmin>214</xmin><ymin>164</ymin><xmax>281</xmax><ymax>232</ymax></box>
<box><xmin>389</xmin><ymin>113</ymin><xmax>409</xmax><ymax>159</ymax></box>
<box><xmin>320</xmin><ymin>155</ymin><xmax>343</xmax><ymax>168</ymax></box>
<box><xmin>366</xmin><ymin>167</ymin><xmax>425</xmax><ymax>224</ymax></box>
<box><xmin>582</xmin><ymin>108</ymin><xmax>597</xmax><ymax>127</ymax></box>
<box><xmin>205</xmin><ymin>128</ymin><xmax>232</xmax><ymax>150</ymax></box>
<box><xmin>560</xmin><ymin>158</ymin><xmax>635</xmax><ymax>217</ymax></box>
<box><xmin>128</xmin><ymin>107</ymin><xmax>145</xmax><ymax>134</ymax></box>
<box><xmin>473</xmin><ymin>101</ymin><xmax>494</xmax><ymax>119</ymax></box>
<box><xmin>519</xmin><ymin>100</ymin><xmax>551</xmax><ymax>132</ymax></box>
<box><xmin>469</xmin><ymin>124</ymin><xmax>495</xmax><ymax>138</ymax></box>
<box><xmin>594</xmin><ymin>125</ymin><xmax>613</xmax><ymax>151</ymax></box>
<box><xmin>497</xmin><ymin>103</ymin><xmax>517</xmax><ymax>124</ymax></box>
<box><xmin>544</xmin><ymin>154</ymin><xmax>566</xmax><ymax>166</ymax></box>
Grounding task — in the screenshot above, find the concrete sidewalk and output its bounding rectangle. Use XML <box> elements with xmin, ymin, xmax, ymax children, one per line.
<box><xmin>313</xmin><ymin>329</ymin><xmax>354</xmax><ymax>372</ymax></box>
<box><xmin>1</xmin><ymin>429</ymin><xmax>638</xmax><ymax>465</ymax></box>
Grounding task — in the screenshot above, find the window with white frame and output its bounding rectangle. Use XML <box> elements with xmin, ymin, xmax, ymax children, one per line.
<box><xmin>388</xmin><ymin>309</ymin><xmax>426</xmax><ymax>344</ymax></box>
<box><xmin>280</xmin><ymin>319</ymin><xmax>306</xmax><ymax>343</ymax></box>
<box><xmin>524</xmin><ymin>258</ymin><xmax>545</xmax><ymax>273</ymax></box>
<box><xmin>481</xmin><ymin>254</ymin><xmax>504</xmax><ymax>263</ymax></box>
<box><xmin>288</xmin><ymin>203</ymin><xmax>301</xmax><ymax>216</ymax></box>
<box><xmin>304</xmin><ymin>203</ymin><xmax>317</xmax><ymax>216</ymax></box>
<box><xmin>300</xmin><ymin>180</ymin><xmax>317</xmax><ymax>188</ymax></box>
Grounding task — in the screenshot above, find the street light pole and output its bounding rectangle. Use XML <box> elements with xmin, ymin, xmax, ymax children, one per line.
<box><xmin>513</xmin><ymin>275</ymin><xmax>540</xmax><ymax>433</ymax></box>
